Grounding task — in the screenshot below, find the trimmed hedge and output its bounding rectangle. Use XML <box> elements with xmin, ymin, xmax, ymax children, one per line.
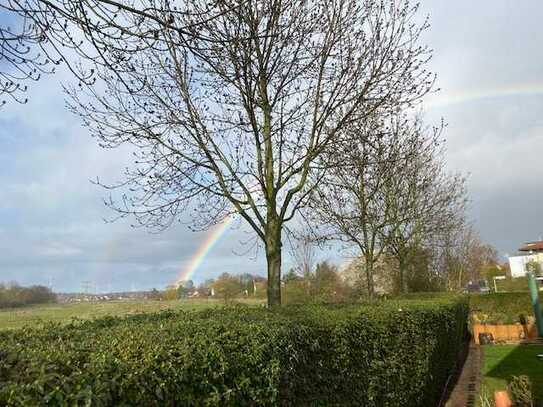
<box><xmin>0</xmin><ymin>297</ymin><xmax>468</xmax><ymax>406</ymax></box>
<box><xmin>469</xmin><ymin>292</ymin><xmax>534</xmax><ymax>324</ymax></box>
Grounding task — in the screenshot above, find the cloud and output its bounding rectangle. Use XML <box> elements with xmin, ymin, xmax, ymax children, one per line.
<box><xmin>0</xmin><ymin>63</ymin><xmax>269</xmax><ymax>291</ymax></box>
<box><xmin>1</xmin><ymin>0</ymin><xmax>543</xmax><ymax>290</ymax></box>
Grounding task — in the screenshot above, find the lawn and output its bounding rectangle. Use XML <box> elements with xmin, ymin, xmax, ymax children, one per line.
<box><xmin>0</xmin><ymin>298</ymin><xmax>264</xmax><ymax>330</ymax></box>
<box><xmin>481</xmin><ymin>345</ymin><xmax>543</xmax><ymax>403</ymax></box>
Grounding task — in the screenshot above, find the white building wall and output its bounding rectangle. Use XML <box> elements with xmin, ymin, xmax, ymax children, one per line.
<box><xmin>508</xmin><ymin>253</ymin><xmax>543</xmax><ymax>278</ymax></box>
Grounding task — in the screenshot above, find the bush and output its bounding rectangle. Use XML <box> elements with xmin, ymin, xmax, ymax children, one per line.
<box><xmin>508</xmin><ymin>375</ymin><xmax>534</xmax><ymax>407</ymax></box>
<box><xmin>470</xmin><ymin>293</ymin><xmax>534</xmax><ymax>324</ymax></box>
<box><xmin>0</xmin><ymin>284</ymin><xmax>56</xmax><ymax>308</ymax></box>
<box><xmin>0</xmin><ymin>297</ymin><xmax>468</xmax><ymax>406</ymax></box>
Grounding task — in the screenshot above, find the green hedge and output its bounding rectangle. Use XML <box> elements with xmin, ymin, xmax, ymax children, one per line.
<box><xmin>469</xmin><ymin>292</ymin><xmax>534</xmax><ymax>324</ymax></box>
<box><xmin>0</xmin><ymin>297</ymin><xmax>468</xmax><ymax>406</ymax></box>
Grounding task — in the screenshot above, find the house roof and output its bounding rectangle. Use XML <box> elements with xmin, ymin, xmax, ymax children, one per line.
<box><xmin>519</xmin><ymin>241</ymin><xmax>543</xmax><ymax>252</ymax></box>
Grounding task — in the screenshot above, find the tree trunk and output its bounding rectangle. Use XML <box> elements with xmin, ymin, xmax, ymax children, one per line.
<box><xmin>265</xmin><ymin>220</ymin><xmax>282</xmax><ymax>307</ymax></box>
<box><xmin>365</xmin><ymin>256</ymin><xmax>375</xmax><ymax>299</ymax></box>
<box><xmin>398</xmin><ymin>256</ymin><xmax>407</xmax><ymax>294</ymax></box>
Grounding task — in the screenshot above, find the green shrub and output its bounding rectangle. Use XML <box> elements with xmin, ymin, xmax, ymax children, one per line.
<box><xmin>470</xmin><ymin>293</ymin><xmax>534</xmax><ymax>324</ymax></box>
<box><xmin>0</xmin><ymin>297</ymin><xmax>468</xmax><ymax>406</ymax></box>
<box><xmin>508</xmin><ymin>375</ymin><xmax>534</xmax><ymax>407</ymax></box>
<box><xmin>0</xmin><ymin>284</ymin><xmax>56</xmax><ymax>308</ymax></box>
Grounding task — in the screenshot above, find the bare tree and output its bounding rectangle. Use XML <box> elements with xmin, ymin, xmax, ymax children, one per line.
<box><xmin>0</xmin><ymin>0</ymin><xmax>237</xmax><ymax>105</ymax></box>
<box><xmin>289</xmin><ymin>231</ymin><xmax>317</xmax><ymax>279</ymax></box>
<box><xmin>434</xmin><ymin>223</ymin><xmax>498</xmax><ymax>291</ymax></box>
<box><xmin>60</xmin><ymin>0</ymin><xmax>434</xmax><ymax>306</ymax></box>
<box><xmin>287</xmin><ymin>229</ymin><xmax>317</xmax><ymax>299</ymax></box>
<box><xmin>381</xmin><ymin>133</ymin><xmax>467</xmax><ymax>293</ymax></box>
<box><xmin>308</xmin><ymin>111</ymin><xmax>451</xmax><ymax>297</ymax></box>
<box><xmin>311</xmin><ymin>103</ymin><xmax>468</xmax><ymax>295</ymax></box>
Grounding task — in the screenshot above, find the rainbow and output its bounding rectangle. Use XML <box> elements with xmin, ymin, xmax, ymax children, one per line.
<box><xmin>173</xmin><ymin>82</ymin><xmax>543</xmax><ymax>285</ymax></box>
<box><xmin>425</xmin><ymin>82</ymin><xmax>543</xmax><ymax>110</ymax></box>
<box><xmin>175</xmin><ymin>215</ymin><xmax>236</xmax><ymax>285</ymax></box>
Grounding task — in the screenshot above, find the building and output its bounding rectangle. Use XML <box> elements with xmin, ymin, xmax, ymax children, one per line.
<box><xmin>508</xmin><ymin>241</ymin><xmax>543</xmax><ymax>278</ymax></box>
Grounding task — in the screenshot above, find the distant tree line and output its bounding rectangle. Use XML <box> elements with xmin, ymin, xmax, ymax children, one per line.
<box><xmin>0</xmin><ymin>283</ymin><xmax>56</xmax><ymax>308</ymax></box>
<box><xmin>157</xmin><ymin>266</ymin><xmax>351</xmax><ymax>305</ymax></box>
<box><xmin>151</xmin><ymin>273</ymin><xmax>268</xmax><ymax>303</ymax></box>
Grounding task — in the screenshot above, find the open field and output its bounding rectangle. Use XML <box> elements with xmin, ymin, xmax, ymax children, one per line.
<box><xmin>0</xmin><ymin>298</ymin><xmax>264</xmax><ymax>330</ymax></box>
<box><xmin>481</xmin><ymin>344</ymin><xmax>543</xmax><ymax>403</ymax></box>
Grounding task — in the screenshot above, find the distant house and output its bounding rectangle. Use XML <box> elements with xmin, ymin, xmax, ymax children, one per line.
<box><xmin>508</xmin><ymin>241</ymin><xmax>543</xmax><ymax>278</ymax></box>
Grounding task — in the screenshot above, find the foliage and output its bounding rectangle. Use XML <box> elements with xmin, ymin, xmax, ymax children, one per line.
<box><xmin>282</xmin><ymin>268</ymin><xmax>302</xmax><ymax>283</ymax></box>
<box><xmin>403</xmin><ymin>246</ymin><xmax>443</xmax><ymax>293</ymax></box>
<box><xmin>434</xmin><ymin>224</ymin><xmax>498</xmax><ymax>291</ymax></box>
<box><xmin>479</xmin><ymin>389</ymin><xmax>495</xmax><ymax>407</ymax></box>
<box><xmin>212</xmin><ymin>273</ymin><xmax>243</xmax><ymax>303</ymax></box>
<box><xmin>508</xmin><ymin>375</ymin><xmax>534</xmax><ymax>407</ymax></box>
<box><xmin>282</xmin><ymin>261</ymin><xmax>350</xmax><ymax>304</ymax></box>
<box><xmin>0</xmin><ymin>283</ymin><xmax>56</xmax><ymax>308</ymax></box>
<box><xmin>148</xmin><ymin>288</ymin><xmax>162</xmax><ymax>300</ymax></box>
<box><xmin>163</xmin><ymin>285</ymin><xmax>178</xmax><ymax>301</ymax></box>
<box><xmin>497</xmin><ymin>277</ymin><xmax>530</xmax><ymax>293</ymax></box>
<box><xmin>470</xmin><ymin>293</ymin><xmax>534</xmax><ymax>324</ymax></box>
<box><xmin>480</xmin><ymin>264</ymin><xmax>530</xmax><ymax>293</ymax></box>
<box><xmin>0</xmin><ymin>296</ymin><xmax>468</xmax><ymax>406</ymax></box>
<box><xmin>481</xmin><ymin>345</ymin><xmax>543</xmax><ymax>405</ymax></box>
<box><xmin>282</xmin><ymin>280</ymin><xmax>310</xmax><ymax>305</ymax></box>
<box><xmin>176</xmin><ymin>280</ymin><xmax>194</xmax><ymax>298</ymax></box>
<box><xmin>526</xmin><ymin>261</ymin><xmax>542</xmax><ymax>276</ymax></box>
<box><xmin>313</xmin><ymin>261</ymin><xmax>344</xmax><ymax>300</ymax></box>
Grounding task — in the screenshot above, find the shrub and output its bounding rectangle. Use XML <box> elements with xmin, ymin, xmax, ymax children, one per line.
<box><xmin>470</xmin><ymin>293</ymin><xmax>534</xmax><ymax>324</ymax></box>
<box><xmin>0</xmin><ymin>296</ymin><xmax>468</xmax><ymax>406</ymax></box>
<box><xmin>0</xmin><ymin>284</ymin><xmax>56</xmax><ymax>308</ymax></box>
<box><xmin>508</xmin><ymin>375</ymin><xmax>534</xmax><ymax>407</ymax></box>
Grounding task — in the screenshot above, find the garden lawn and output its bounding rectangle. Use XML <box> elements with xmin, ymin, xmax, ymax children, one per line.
<box><xmin>481</xmin><ymin>345</ymin><xmax>543</xmax><ymax>402</ymax></box>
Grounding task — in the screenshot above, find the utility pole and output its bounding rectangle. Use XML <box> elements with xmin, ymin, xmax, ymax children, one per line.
<box><xmin>81</xmin><ymin>281</ymin><xmax>92</xmax><ymax>294</ymax></box>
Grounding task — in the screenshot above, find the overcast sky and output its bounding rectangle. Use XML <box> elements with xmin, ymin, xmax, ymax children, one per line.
<box><xmin>1</xmin><ymin>1</ymin><xmax>542</xmax><ymax>292</ymax></box>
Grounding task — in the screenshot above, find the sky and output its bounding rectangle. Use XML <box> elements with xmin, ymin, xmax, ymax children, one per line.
<box><xmin>1</xmin><ymin>1</ymin><xmax>542</xmax><ymax>292</ymax></box>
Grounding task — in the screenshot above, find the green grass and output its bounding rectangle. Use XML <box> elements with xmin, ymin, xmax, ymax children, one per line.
<box><xmin>494</xmin><ymin>277</ymin><xmax>530</xmax><ymax>293</ymax></box>
<box><xmin>0</xmin><ymin>298</ymin><xmax>264</xmax><ymax>330</ymax></box>
<box><xmin>481</xmin><ymin>345</ymin><xmax>543</xmax><ymax>402</ymax></box>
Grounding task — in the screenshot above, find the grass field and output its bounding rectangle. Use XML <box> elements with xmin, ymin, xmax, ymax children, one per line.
<box><xmin>481</xmin><ymin>344</ymin><xmax>543</xmax><ymax>403</ymax></box>
<box><xmin>0</xmin><ymin>298</ymin><xmax>264</xmax><ymax>330</ymax></box>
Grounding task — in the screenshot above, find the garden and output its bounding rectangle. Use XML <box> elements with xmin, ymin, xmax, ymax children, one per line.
<box><xmin>480</xmin><ymin>345</ymin><xmax>543</xmax><ymax>407</ymax></box>
<box><xmin>469</xmin><ymin>293</ymin><xmax>543</xmax><ymax>407</ymax></box>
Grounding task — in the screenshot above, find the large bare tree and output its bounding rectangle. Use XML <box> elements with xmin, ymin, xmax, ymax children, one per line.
<box><xmin>0</xmin><ymin>0</ymin><xmax>237</xmax><ymax>105</ymax></box>
<box><xmin>57</xmin><ymin>0</ymin><xmax>435</xmax><ymax>306</ymax></box>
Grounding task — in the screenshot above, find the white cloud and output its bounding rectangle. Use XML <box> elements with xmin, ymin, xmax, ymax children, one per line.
<box><xmin>2</xmin><ymin>0</ymin><xmax>543</xmax><ymax>289</ymax></box>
